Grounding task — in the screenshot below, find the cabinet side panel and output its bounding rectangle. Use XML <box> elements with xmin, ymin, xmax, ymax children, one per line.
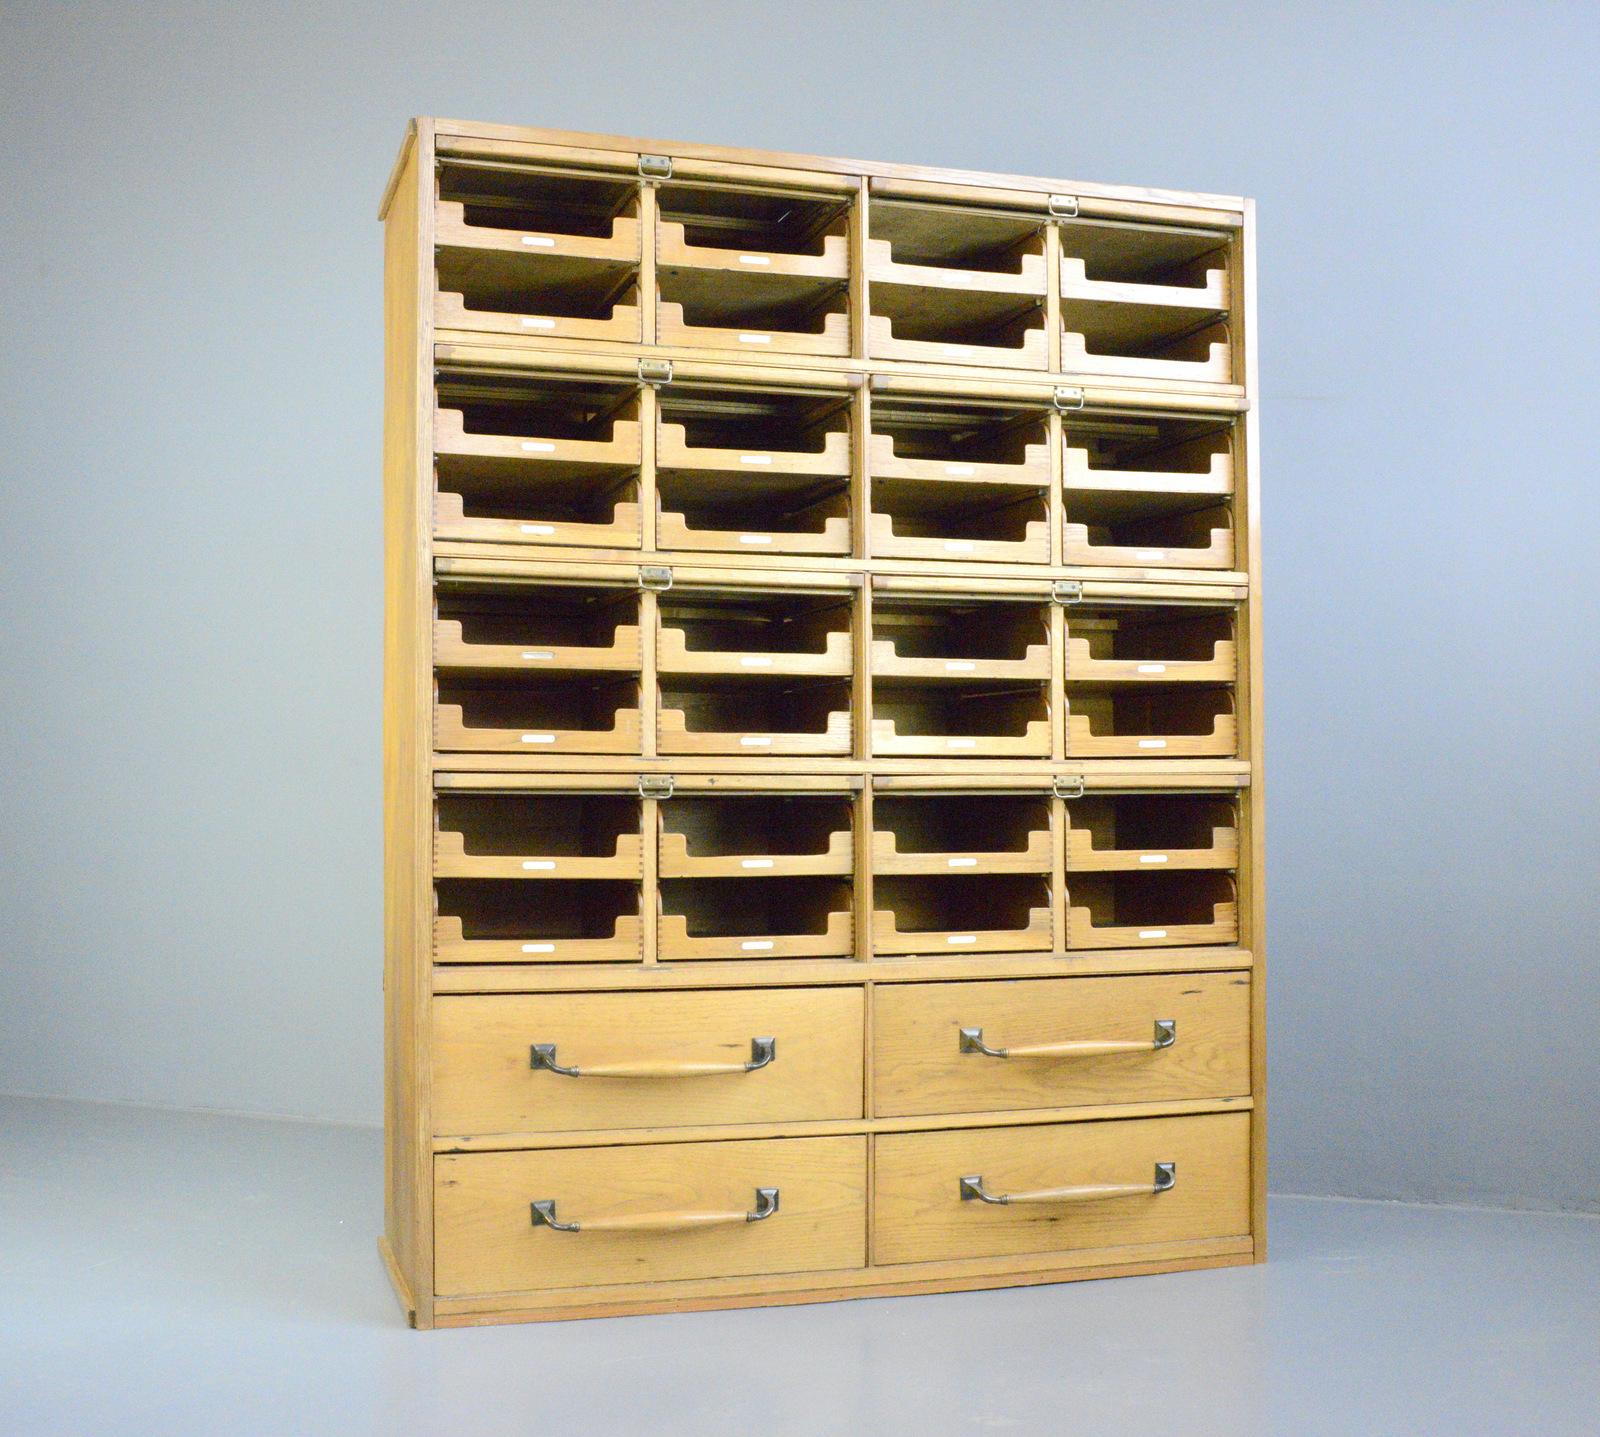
<box><xmin>382</xmin><ymin>121</ymin><xmax>435</xmax><ymax>1323</ymax></box>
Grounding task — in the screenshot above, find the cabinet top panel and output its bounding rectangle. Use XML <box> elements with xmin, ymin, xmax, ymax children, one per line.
<box><xmin>382</xmin><ymin>118</ymin><xmax>1251</xmax><ymax>222</ymax></box>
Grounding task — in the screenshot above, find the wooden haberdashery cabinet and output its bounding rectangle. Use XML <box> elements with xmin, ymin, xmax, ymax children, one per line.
<box><xmin>382</xmin><ymin>118</ymin><xmax>1263</xmax><ymax>1326</ymax></box>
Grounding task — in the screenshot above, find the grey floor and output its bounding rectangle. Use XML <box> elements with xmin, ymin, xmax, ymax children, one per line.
<box><xmin>1</xmin><ymin>1097</ymin><xmax>1596</xmax><ymax>1437</ymax></box>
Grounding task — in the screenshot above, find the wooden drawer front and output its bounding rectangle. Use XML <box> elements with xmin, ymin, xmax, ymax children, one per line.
<box><xmin>873</xmin><ymin>1113</ymin><xmax>1249</xmax><ymax>1265</ymax></box>
<box><xmin>872</xmin><ymin>974</ymin><xmax>1250</xmax><ymax>1117</ymax></box>
<box><xmin>433</xmin><ymin>987</ymin><xmax>865</xmax><ymax>1134</ymax></box>
<box><xmin>436</xmin><ymin>1136</ymin><xmax>867</xmax><ymax>1295</ymax></box>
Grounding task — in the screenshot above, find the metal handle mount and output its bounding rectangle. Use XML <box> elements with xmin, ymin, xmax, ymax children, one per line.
<box><xmin>959</xmin><ymin>1019</ymin><xmax>1175</xmax><ymax>1059</ymax></box>
<box><xmin>959</xmin><ymin>1163</ymin><xmax>1176</xmax><ymax>1206</ymax></box>
<box><xmin>532</xmin><ymin>1187</ymin><xmax>780</xmax><ymax>1233</ymax></box>
<box><xmin>530</xmin><ymin>1036</ymin><xmax>775</xmax><ymax>1078</ymax></box>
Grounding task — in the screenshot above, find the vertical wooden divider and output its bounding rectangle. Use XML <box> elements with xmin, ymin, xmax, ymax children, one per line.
<box><xmin>638</xmin><ymin>179</ymin><xmax>659</xmax><ymax>346</ymax></box>
<box><xmin>852</xmin><ymin>384</ymin><xmax>872</xmax><ymax>563</ymax></box>
<box><xmin>641</xmin><ymin>793</ymin><xmax>659</xmax><ymax>965</ymax></box>
<box><xmin>639</xmin><ymin>585</ymin><xmax>659</xmax><ymax>759</ymax></box>
<box><xmin>1048</xmin><ymin>596</ymin><xmax>1067</xmax><ymax>762</ymax></box>
<box><xmin>850</xmin><ymin>176</ymin><xmax>870</xmax><ymax>361</ymax></box>
<box><xmin>1044</xmin><ymin>217</ymin><xmax>1063</xmax><ymax>374</ymax></box>
<box><xmin>1050</xmin><ymin>788</ymin><xmax>1070</xmax><ymax>954</ymax></box>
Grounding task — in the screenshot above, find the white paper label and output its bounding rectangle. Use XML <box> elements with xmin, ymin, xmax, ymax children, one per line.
<box><xmin>943</xmin><ymin>344</ymin><xmax>972</xmax><ymax>355</ymax></box>
<box><xmin>1137</xmin><ymin>739</ymin><xmax>1168</xmax><ymax>749</ymax></box>
<box><xmin>520</xmin><ymin>317</ymin><xmax>557</xmax><ymax>329</ymax></box>
<box><xmin>741</xmin><ymin>858</ymin><xmax>774</xmax><ymax>870</ymax></box>
<box><xmin>521</xmin><ymin>235</ymin><xmax>556</xmax><ymax>247</ymax></box>
<box><xmin>738</xmin><ymin>254</ymin><xmax>772</xmax><ymax>266</ymax></box>
<box><xmin>1134</xmin><ymin>549</ymin><xmax>1164</xmax><ymax>562</ymax></box>
<box><xmin>520</xmin><ymin>651</ymin><xmax>554</xmax><ymax>661</ymax></box>
<box><xmin>948</xmin><ymin>738</ymin><xmax>977</xmax><ymax>749</ymax></box>
<box><xmin>947</xmin><ymin>857</ymin><xmax>978</xmax><ymax>868</ymax></box>
<box><xmin>521</xmin><ymin>860</ymin><xmax>556</xmax><ymax>871</ymax></box>
<box><xmin>1138</xmin><ymin>929</ymin><xmax>1169</xmax><ymax>940</ymax></box>
<box><xmin>741</xmin><ymin>736</ymin><xmax>773</xmax><ymax>747</ymax></box>
<box><xmin>738</xmin><ymin>333</ymin><xmax>772</xmax><ymax>344</ymax></box>
<box><xmin>741</xmin><ymin>940</ymin><xmax>775</xmax><ymax>951</ymax></box>
<box><xmin>947</xmin><ymin>934</ymin><xmax>978</xmax><ymax>945</ymax></box>
<box><xmin>740</xmin><ymin>454</ymin><xmax>773</xmax><ymax>465</ymax></box>
<box><xmin>740</xmin><ymin>656</ymin><xmax>773</xmax><ymax>667</ymax></box>
<box><xmin>521</xmin><ymin>942</ymin><xmax>555</xmax><ymax>953</ymax></box>
<box><xmin>520</xmin><ymin>733</ymin><xmax>556</xmax><ymax>744</ymax></box>
<box><xmin>738</xmin><ymin>533</ymin><xmax>773</xmax><ymax>545</ymax></box>
<box><xmin>520</xmin><ymin>440</ymin><xmax>556</xmax><ymax>452</ymax></box>
<box><xmin>944</xmin><ymin>463</ymin><xmax>976</xmax><ymax>476</ymax></box>
<box><xmin>944</xmin><ymin>660</ymin><xmax>976</xmax><ymax>672</ymax></box>
<box><xmin>1137</xmin><ymin>663</ymin><xmax>1168</xmax><ymax>674</ymax></box>
<box><xmin>1139</xmin><ymin>854</ymin><xmax>1169</xmax><ymax>864</ymax></box>
<box><xmin>520</xmin><ymin>524</ymin><xmax>556</xmax><ymax>535</ymax></box>
<box><xmin>944</xmin><ymin>540</ymin><xmax>975</xmax><ymax>552</ymax></box>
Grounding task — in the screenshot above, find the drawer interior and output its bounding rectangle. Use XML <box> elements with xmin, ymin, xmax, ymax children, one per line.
<box><xmin>438</xmin><ymin>674</ymin><xmax>640</xmax><ymax>734</ymax></box>
<box><xmin>659</xmin><ymin>182</ymin><xmax>849</xmax><ymax>259</ymax></box>
<box><xmin>1066</xmin><ymin>687</ymin><xmax>1234</xmax><ymax>744</ymax></box>
<box><xmin>872</xmin><ymin>282</ymin><xmax>1048</xmax><ymax>354</ymax></box>
<box><xmin>659</xmin><ymin>590</ymin><xmax>853</xmax><ymax>663</ymax></box>
<box><xmin>875</xmin><ymin>874</ymin><xmax>1051</xmax><ymax>937</ymax></box>
<box><xmin>872</xmin><ymin>477</ymin><xmax>1048</xmax><ymax>548</ymax></box>
<box><xmin>659</xmin><ymin>383</ymin><xmax>849</xmax><ymax>464</ymax></box>
<box><xmin>873</xmin><ymin>679</ymin><xmax>1049</xmax><ymax>740</ymax></box>
<box><xmin>660</xmin><ymin>263</ymin><xmax>848</xmax><ymax>337</ymax></box>
<box><xmin>659</xmin><ymin>675</ymin><xmax>851</xmax><ymax>737</ymax></box>
<box><xmin>874</xmin><ymin>596</ymin><xmax>1047</xmax><ymax>666</ymax></box>
<box><xmin>1065</xmin><ymin>604</ymin><xmax>1234</xmax><ymax>669</ymax></box>
<box><xmin>874</xmin><ymin>794</ymin><xmax>1051</xmax><ymax>866</ymax></box>
<box><xmin>1065</xmin><ymin>411</ymin><xmax>1232</xmax><ymax>492</ymax></box>
<box><xmin>660</xmin><ymin>876</ymin><xmax>853</xmax><ymax>941</ymax></box>
<box><xmin>870</xmin><ymin>199</ymin><xmax>1047</xmax><ymax>281</ymax></box>
<box><xmin>1066</xmin><ymin>492</ymin><xmax>1233</xmax><ymax>560</ymax></box>
<box><xmin>436</xmin><ymin>878</ymin><xmax>640</xmax><ymax>944</ymax></box>
<box><xmin>1060</xmin><ymin>218</ymin><xmax>1231</xmax><ymax>291</ymax></box>
<box><xmin>438</xmin><ymin>159</ymin><xmax>639</xmax><ymax>240</ymax></box>
<box><xmin>436</xmin><ymin>794</ymin><xmax>641</xmax><ymax>864</ymax></box>
<box><xmin>436</xmin><ymin>583</ymin><xmax>640</xmax><ymax>661</ymax></box>
<box><xmin>871</xmin><ymin>396</ymin><xmax>1049</xmax><ymax>473</ymax></box>
<box><xmin>1066</xmin><ymin>871</ymin><xmax>1238</xmax><ymax>941</ymax></box>
<box><xmin>657</xmin><ymin>469</ymin><xmax>851</xmax><ymax>548</ymax></box>
<box><xmin>1065</xmin><ymin>794</ymin><xmax>1238</xmax><ymax>867</ymax></box>
<box><xmin>661</xmin><ymin>796</ymin><xmax>853</xmax><ymax>868</ymax></box>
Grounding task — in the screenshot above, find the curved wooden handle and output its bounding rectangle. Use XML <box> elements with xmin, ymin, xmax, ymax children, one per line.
<box><xmin>960</xmin><ymin>1164</ymin><xmax>1175</xmax><ymax>1206</ymax></box>
<box><xmin>532</xmin><ymin>1187</ymin><xmax>779</xmax><ymax>1233</ymax></box>
<box><xmin>960</xmin><ymin>1020</ymin><xmax>1174</xmax><ymax>1060</ymax></box>
<box><xmin>531</xmin><ymin>1037</ymin><xmax>775</xmax><ymax>1078</ymax></box>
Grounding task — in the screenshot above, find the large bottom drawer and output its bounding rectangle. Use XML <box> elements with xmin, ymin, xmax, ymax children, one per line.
<box><xmin>873</xmin><ymin>1112</ymin><xmax>1249</xmax><ymax>1265</ymax></box>
<box><xmin>435</xmin><ymin>1136</ymin><xmax>867</xmax><ymax>1296</ymax></box>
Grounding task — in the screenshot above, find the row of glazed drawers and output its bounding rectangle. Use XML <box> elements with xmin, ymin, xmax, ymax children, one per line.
<box><xmin>433</xmin><ymin>973</ymin><xmax>1250</xmax><ymax>1134</ymax></box>
<box><xmin>434</xmin><ymin>1112</ymin><xmax>1250</xmax><ymax>1295</ymax></box>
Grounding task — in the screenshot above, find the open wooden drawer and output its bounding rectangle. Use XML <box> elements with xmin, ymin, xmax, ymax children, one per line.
<box><xmin>869</xmin><ymin>393</ymin><xmax>1050</xmax><ymax>487</ymax></box>
<box><xmin>658</xmin><ymin>587</ymin><xmax>854</xmax><ymax>678</ymax></box>
<box><xmin>657</xmin><ymin>184</ymin><xmax>851</xmax><ymax>357</ymax></box>
<box><xmin>870</xmin><ymin>477</ymin><xmax>1049</xmax><ymax>563</ymax></box>
<box><xmin>433</xmin><ymin>371</ymin><xmax>642</xmax><ymax>549</ymax></box>
<box><xmin>658</xmin><ymin>675</ymin><xmax>852</xmax><ymax>756</ymax></box>
<box><xmin>434</xmin><ymin>579</ymin><xmax>642</xmax><ymax>674</ymax></box>
<box><xmin>658</xmin><ymin>876</ymin><xmax>855</xmax><ymax>960</ymax></box>
<box><xmin>434</xmin><ymin>792</ymin><xmax>643</xmax><ymax>880</ymax></box>
<box><xmin>434</xmin><ymin>878</ymin><xmax>642</xmax><ymax>963</ymax></box>
<box><xmin>1061</xmin><ymin>408</ymin><xmax>1235</xmax><ymax>569</ymax></box>
<box><xmin>872</xmin><ymin>792</ymin><xmax>1053</xmax><ymax>875</ymax></box>
<box><xmin>872</xmin><ymin>592</ymin><xmax>1049</xmax><ymax>682</ymax></box>
<box><xmin>1064</xmin><ymin>686</ymin><xmax>1236</xmax><ymax>758</ymax></box>
<box><xmin>1064</xmin><ymin>601</ymin><xmax>1236</xmax><ymax>685</ymax></box>
<box><xmin>873</xmin><ymin>874</ymin><xmax>1053</xmax><ymax>955</ymax></box>
<box><xmin>434</xmin><ymin>160</ymin><xmax>642</xmax><ymax>342</ymax></box>
<box><xmin>1064</xmin><ymin>791</ymin><xmax>1239</xmax><ymax>873</ymax></box>
<box><xmin>656</xmin><ymin>382</ymin><xmax>853</xmax><ymax>555</ymax></box>
<box><xmin>872</xmin><ymin>678</ymin><xmax>1051</xmax><ymax>757</ymax></box>
<box><xmin>1059</xmin><ymin>218</ymin><xmax>1233</xmax><ymax>386</ymax></box>
<box><xmin>867</xmin><ymin>197</ymin><xmax>1049</xmax><ymax>369</ymax></box>
<box><xmin>435</xmin><ymin>674</ymin><xmax>643</xmax><ymax>753</ymax></box>
<box><xmin>1065</xmin><ymin>871</ymin><xmax>1238</xmax><ymax>949</ymax></box>
<box><xmin>659</xmin><ymin>791</ymin><xmax>855</xmax><ymax>878</ymax></box>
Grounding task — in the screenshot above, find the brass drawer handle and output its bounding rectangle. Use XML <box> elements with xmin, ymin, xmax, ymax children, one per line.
<box><xmin>532</xmin><ymin>1187</ymin><xmax>780</xmax><ymax>1233</ymax></box>
<box><xmin>530</xmin><ymin>1036</ymin><xmax>775</xmax><ymax>1078</ymax></box>
<box><xmin>959</xmin><ymin>1019</ymin><xmax>1175</xmax><ymax>1059</ymax></box>
<box><xmin>960</xmin><ymin>1163</ymin><xmax>1176</xmax><ymax>1206</ymax></box>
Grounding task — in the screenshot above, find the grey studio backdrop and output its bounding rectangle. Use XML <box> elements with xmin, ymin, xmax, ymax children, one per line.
<box><xmin>2</xmin><ymin>1</ymin><xmax>1597</xmax><ymax>1214</ymax></box>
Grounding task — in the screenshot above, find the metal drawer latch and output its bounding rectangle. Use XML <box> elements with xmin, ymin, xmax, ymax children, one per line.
<box><xmin>1052</xmin><ymin>386</ymin><xmax>1086</xmax><ymax>412</ymax></box>
<box><xmin>1051</xmin><ymin>579</ymin><xmax>1083</xmax><ymax>605</ymax></box>
<box><xmin>638</xmin><ymin>565</ymin><xmax>673</xmax><ymax>592</ymax></box>
<box><xmin>637</xmin><ymin>774</ymin><xmax>675</xmax><ymax>800</ymax></box>
<box><xmin>638</xmin><ymin>358</ymin><xmax>673</xmax><ymax>385</ymax></box>
<box><xmin>638</xmin><ymin>154</ymin><xmax>673</xmax><ymax>180</ymax></box>
<box><xmin>1052</xmin><ymin>775</ymin><xmax>1085</xmax><ymax>800</ymax></box>
<box><xmin>1048</xmin><ymin>193</ymin><xmax>1080</xmax><ymax>219</ymax></box>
